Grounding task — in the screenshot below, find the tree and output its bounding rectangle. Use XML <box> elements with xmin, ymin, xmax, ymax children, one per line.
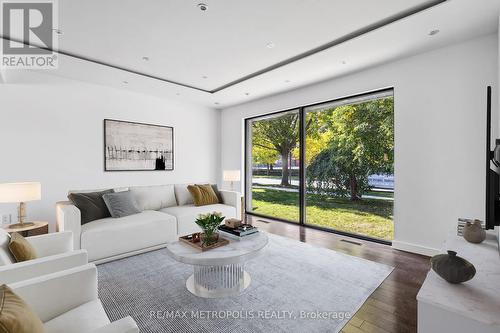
<box><xmin>307</xmin><ymin>97</ymin><xmax>394</xmax><ymax>200</ymax></box>
<box><xmin>252</xmin><ymin>113</ymin><xmax>299</xmax><ymax>186</ymax></box>
<box><xmin>252</xmin><ymin>145</ymin><xmax>279</xmax><ymax>175</ymax></box>
<box><xmin>292</xmin><ymin>126</ymin><xmax>333</xmax><ymax>167</ymax></box>
<box><xmin>252</xmin><ymin>113</ymin><xmax>319</xmax><ymax>186</ymax></box>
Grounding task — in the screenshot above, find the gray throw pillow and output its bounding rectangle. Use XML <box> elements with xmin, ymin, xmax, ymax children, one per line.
<box><xmin>68</xmin><ymin>190</ymin><xmax>113</xmax><ymax>224</ymax></box>
<box><xmin>102</xmin><ymin>191</ymin><xmax>141</xmax><ymax>218</ymax></box>
<box><xmin>211</xmin><ymin>184</ymin><xmax>223</xmax><ymax>203</ymax></box>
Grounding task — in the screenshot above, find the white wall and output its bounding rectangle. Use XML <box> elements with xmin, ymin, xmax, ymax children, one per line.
<box><xmin>0</xmin><ymin>74</ymin><xmax>220</xmax><ymax>230</ymax></box>
<box><xmin>220</xmin><ymin>34</ymin><xmax>498</xmax><ymax>255</ymax></box>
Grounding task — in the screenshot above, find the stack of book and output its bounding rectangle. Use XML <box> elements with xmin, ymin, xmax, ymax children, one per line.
<box><xmin>218</xmin><ymin>224</ymin><xmax>259</xmax><ymax>238</ymax></box>
<box><xmin>457</xmin><ymin>218</ymin><xmax>485</xmax><ymax>236</ymax></box>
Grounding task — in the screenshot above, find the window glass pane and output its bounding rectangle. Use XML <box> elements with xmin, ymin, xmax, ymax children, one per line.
<box><xmin>246</xmin><ymin>110</ymin><xmax>300</xmax><ymax>222</ymax></box>
<box><xmin>304</xmin><ymin>92</ymin><xmax>394</xmax><ymax>240</ymax></box>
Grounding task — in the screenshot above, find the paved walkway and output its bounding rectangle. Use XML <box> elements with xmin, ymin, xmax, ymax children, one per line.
<box><xmin>252</xmin><ymin>184</ymin><xmax>394</xmax><ymax>201</ymax></box>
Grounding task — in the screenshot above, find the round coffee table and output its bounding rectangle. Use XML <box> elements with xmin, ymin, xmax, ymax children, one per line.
<box><xmin>166</xmin><ymin>231</ymin><xmax>268</xmax><ymax>298</ymax></box>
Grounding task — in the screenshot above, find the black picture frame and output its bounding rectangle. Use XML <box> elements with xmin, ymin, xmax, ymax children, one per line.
<box><xmin>103</xmin><ymin>119</ymin><xmax>174</xmax><ymax>172</ymax></box>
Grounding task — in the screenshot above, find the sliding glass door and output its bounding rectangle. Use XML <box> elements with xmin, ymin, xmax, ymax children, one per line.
<box><xmin>304</xmin><ymin>91</ymin><xmax>394</xmax><ymax>241</ymax></box>
<box><xmin>244</xmin><ymin>89</ymin><xmax>394</xmax><ymax>243</ymax></box>
<box><xmin>245</xmin><ymin>109</ymin><xmax>300</xmax><ymax>222</ymax></box>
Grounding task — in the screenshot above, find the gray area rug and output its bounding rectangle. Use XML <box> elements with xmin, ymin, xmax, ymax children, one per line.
<box><xmin>98</xmin><ymin>233</ymin><xmax>393</xmax><ymax>333</ymax></box>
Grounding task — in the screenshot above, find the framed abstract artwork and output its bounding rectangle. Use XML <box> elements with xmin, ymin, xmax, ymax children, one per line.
<box><xmin>104</xmin><ymin>119</ymin><xmax>174</xmax><ymax>171</ymax></box>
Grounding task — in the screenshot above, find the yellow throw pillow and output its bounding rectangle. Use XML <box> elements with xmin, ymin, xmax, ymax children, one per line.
<box><xmin>187</xmin><ymin>184</ymin><xmax>220</xmax><ymax>206</ymax></box>
<box><xmin>0</xmin><ymin>284</ymin><xmax>45</xmax><ymax>333</ymax></box>
<box><xmin>8</xmin><ymin>233</ymin><xmax>37</xmax><ymax>263</ymax></box>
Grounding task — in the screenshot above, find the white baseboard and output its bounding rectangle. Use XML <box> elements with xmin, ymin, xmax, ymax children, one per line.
<box><xmin>392</xmin><ymin>240</ymin><xmax>440</xmax><ymax>257</ymax></box>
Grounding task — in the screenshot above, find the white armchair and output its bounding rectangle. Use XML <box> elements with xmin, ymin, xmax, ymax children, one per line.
<box><xmin>9</xmin><ymin>263</ymin><xmax>139</xmax><ymax>333</ymax></box>
<box><xmin>0</xmin><ymin>230</ymin><xmax>88</xmax><ymax>284</ymax></box>
<box><xmin>56</xmin><ymin>200</ymin><xmax>82</xmax><ymax>249</ymax></box>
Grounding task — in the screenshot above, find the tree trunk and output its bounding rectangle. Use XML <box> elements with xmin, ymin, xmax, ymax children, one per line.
<box><xmin>266</xmin><ymin>163</ymin><xmax>270</xmax><ymax>176</ymax></box>
<box><xmin>349</xmin><ymin>175</ymin><xmax>360</xmax><ymax>201</ymax></box>
<box><xmin>281</xmin><ymin>152</ymin><xmax>290</xmax><ymax>186</ymax></box>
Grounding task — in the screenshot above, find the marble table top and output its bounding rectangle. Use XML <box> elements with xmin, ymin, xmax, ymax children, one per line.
<box><xmin>417</xmin><ymin>230</ymin><xmax>500</xmax><ymax>327</ymax></box>
<box><xmin>166</xmin><ymin>231</ymin><xmax>269</xmax><ymax>266</ymax></box>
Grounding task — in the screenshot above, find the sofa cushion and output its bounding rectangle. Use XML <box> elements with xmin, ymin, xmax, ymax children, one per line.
<box><xmin>175</xmin><ymin>184</ymin><xmax>222</xmax><ymax>206</ymax></box>
<box><xmin>160</xmin><ymin>204</ymin><xmax>236</xmax><ymax>237</ymax></box>
<box><xmin>68</xmin><ymin>189</ymin><xmax>113</xmax><ymax>224</ymax></box>
<box><xmin>0</xmin><ymin>284</ymin><xmax>45</xmax><ymax>333</ymax></box>
<box><xmin>129</xmin><ymin>185</ymin><xmax>176</xmax><ymax>211</ymax></box>
<box><xmin>187</xmin><ymin>184</ymin><xmax>220</xmax><ymax>206</ymax></box>
<box><xmin>174</xmin><ymin>184</ymin><xmax>194</xmax><ymax>206</ymax></box>
<box><xmin>0</xmin><ymin>230</ymin><xmax>14</xmax><ymax>265</ymax></box>
<box><xmin>43</xmin><ymin>299</ymin><xmax>109</xmax><ymax>333</ymax></box>
<box><xmin>81</xmin><ymin>211</ymin><xmax>177</xmax><ymax>262</ymax></box>
<box><xmin>68</xmin><ymin>187</ymin><xmax>128</xmax><ymax>194</ymax></box>
<box><xmin>102</xmin><ymin>191</ymin><xmax>141</xmax><ymax>218</ymax></box>
<box><xmin>211</xmin><ymin>184</ymin><xmax>223</xmax><ymax>203</ymax></box>
<box><xmin>8</xmin><ymin>233</ymin><xmax>37</xmax><ymax>263</ymax></box>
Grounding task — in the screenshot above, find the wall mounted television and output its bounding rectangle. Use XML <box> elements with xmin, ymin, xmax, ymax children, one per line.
<box><xmin>485</xmin><ymin>86</ymin><xmax>500</xmax><ymax>230</ymax></box>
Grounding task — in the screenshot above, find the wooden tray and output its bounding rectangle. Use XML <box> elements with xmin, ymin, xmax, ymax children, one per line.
<box><xmin>179</xmin><ymin>234</ymin><xmax>229</xmax><ymax>252</ymax></box>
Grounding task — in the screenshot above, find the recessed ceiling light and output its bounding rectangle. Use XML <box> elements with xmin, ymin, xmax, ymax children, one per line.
<box><xmin>53</xmin><ymin>28</ymin><xmax>63</xmax><ymax>35</ymax></box>
<box><xmin>122</xmin><ymin>81</ymin><xmax>128</xmax><ymax>84</ymax></box>
<box><xmin>202</xmin><ymin>75</ymin><xmax>208</xmax><ymax>79</ymax></box>
<box><xmin>429</xmin><ymin>29</ymin><xmax>440</xmax><ymax>36</ymax></box>
<box><xmin>266</xmin><ymin>42</ymin><xmax>275</xmax><ymax>49</ymax></box>
<box><xmin>142</xmin><ymin>56</ymin><xmax>149</xmax><ymax>61</ymax></box>
<box><xmin>198</xmin><ymin>3</ymin><xmax>207</xmax><ymax>11</ymax></box>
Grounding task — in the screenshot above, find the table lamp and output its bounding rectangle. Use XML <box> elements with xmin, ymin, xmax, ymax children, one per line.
<box><xmin>223</xmin><ymin>170</ymin><xmax>240</xmax><ymax>191</ymax></box>
<box><xmin>0</xmin><ymin>182</ymin><xmax>41</xmax><ymax>228</ymax></box>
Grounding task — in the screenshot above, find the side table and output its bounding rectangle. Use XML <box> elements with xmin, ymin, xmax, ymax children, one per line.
<box><xmin>2</xmin><ymin>221</ymin><xmax>49</xmax><ymax>237</ymax></box>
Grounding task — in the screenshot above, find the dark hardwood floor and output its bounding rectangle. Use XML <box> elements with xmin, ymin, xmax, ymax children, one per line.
<box><xmin>245</xmin><ymin>214</ymin><xmax>430</xmax><ymax>333</ymax></box>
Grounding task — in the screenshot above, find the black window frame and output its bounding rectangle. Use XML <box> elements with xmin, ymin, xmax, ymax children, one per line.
<box><xmin>244</xmin><ymin>87</ymin><xmax>394</xmax><ymax>245</ymax></box>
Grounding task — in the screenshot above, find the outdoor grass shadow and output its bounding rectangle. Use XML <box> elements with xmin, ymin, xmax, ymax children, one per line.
<box><xmin>250</xmin><ymin>188</ymin><xmax>394</xmax><ymax>240</ymax></box>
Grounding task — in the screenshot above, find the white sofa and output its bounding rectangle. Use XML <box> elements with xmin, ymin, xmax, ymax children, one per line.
<box><xmin>9</xmin><ymin>263</ymin><xmax>138</xmax><ymax>333</ymax></box>
<box><xmin>0</xmin><ymin>230</ymin><xmax>88</xmax><ymax>284</ymax></box>
<box><xmin>57</xmin><ymin>184</ymin><xmax>241</xmax><ymax>263</ymax></box>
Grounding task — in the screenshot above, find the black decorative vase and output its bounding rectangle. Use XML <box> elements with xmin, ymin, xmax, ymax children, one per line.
<box><xmin>463</xmin><ymin>220</ymin><xmax>486</xmax><ymax>244</ymax></box>
<box><xmin>430</xmin><ymin>250</ymin><xmax>476</xmax><ymax>284</ymax></box>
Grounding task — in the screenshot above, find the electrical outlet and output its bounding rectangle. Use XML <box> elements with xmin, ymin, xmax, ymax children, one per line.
<box><xmin>1</xmin><ymin>214</ymin><xmax>12</xmax><ymax>225</ymax></box>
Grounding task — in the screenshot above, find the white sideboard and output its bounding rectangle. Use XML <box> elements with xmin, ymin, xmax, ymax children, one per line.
<box><xmin>417</xmin><ymin>230</ymin><xmax>500</xmax><ymax>333</ymax></box>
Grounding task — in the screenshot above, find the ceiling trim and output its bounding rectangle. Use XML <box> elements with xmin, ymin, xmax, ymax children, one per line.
<box><xmin>0</xmin><ymin>0</ymin><xmax>447</xmax><ymax>93</ymax></box>
<box><xmin>211</xmin><ymin>0</ymin><xmax>447</xmax><ymax>92</ymax></box>
<box><xmin>0</xmin><ymin>35</ymin><xmax>212</xmax><ymax>93</ymax></box>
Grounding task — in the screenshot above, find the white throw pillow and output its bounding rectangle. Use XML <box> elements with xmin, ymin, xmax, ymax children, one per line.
<box><xmin>129</xmin><ymin>185</ymin><xmax>177</xmax><ymax>211</ymax></box>
<box><xmin>174</xmin><ymin>184</ymin><xmax>194</xmax><ymax>206</ymax></box>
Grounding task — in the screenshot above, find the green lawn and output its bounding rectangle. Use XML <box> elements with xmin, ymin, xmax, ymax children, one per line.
<box><xmin>251</xmin><ymin>188</ymin><xmax>393</xmax><ymax>240</ymax></box>
<box><xmin>366</xmin><ymin>190</ymin><xmax>394</xmax><ymax>199</ymax></box>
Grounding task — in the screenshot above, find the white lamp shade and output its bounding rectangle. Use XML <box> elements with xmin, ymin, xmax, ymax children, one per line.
<box><xmin>0</xmin><ymin>182</ymin><xmax>41</xmax><ymax>203</ymax></box>
<box><xmin>223</xmin><ymin>170</ymin><xmax>241</xmax><ymax>182</ymax></box>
